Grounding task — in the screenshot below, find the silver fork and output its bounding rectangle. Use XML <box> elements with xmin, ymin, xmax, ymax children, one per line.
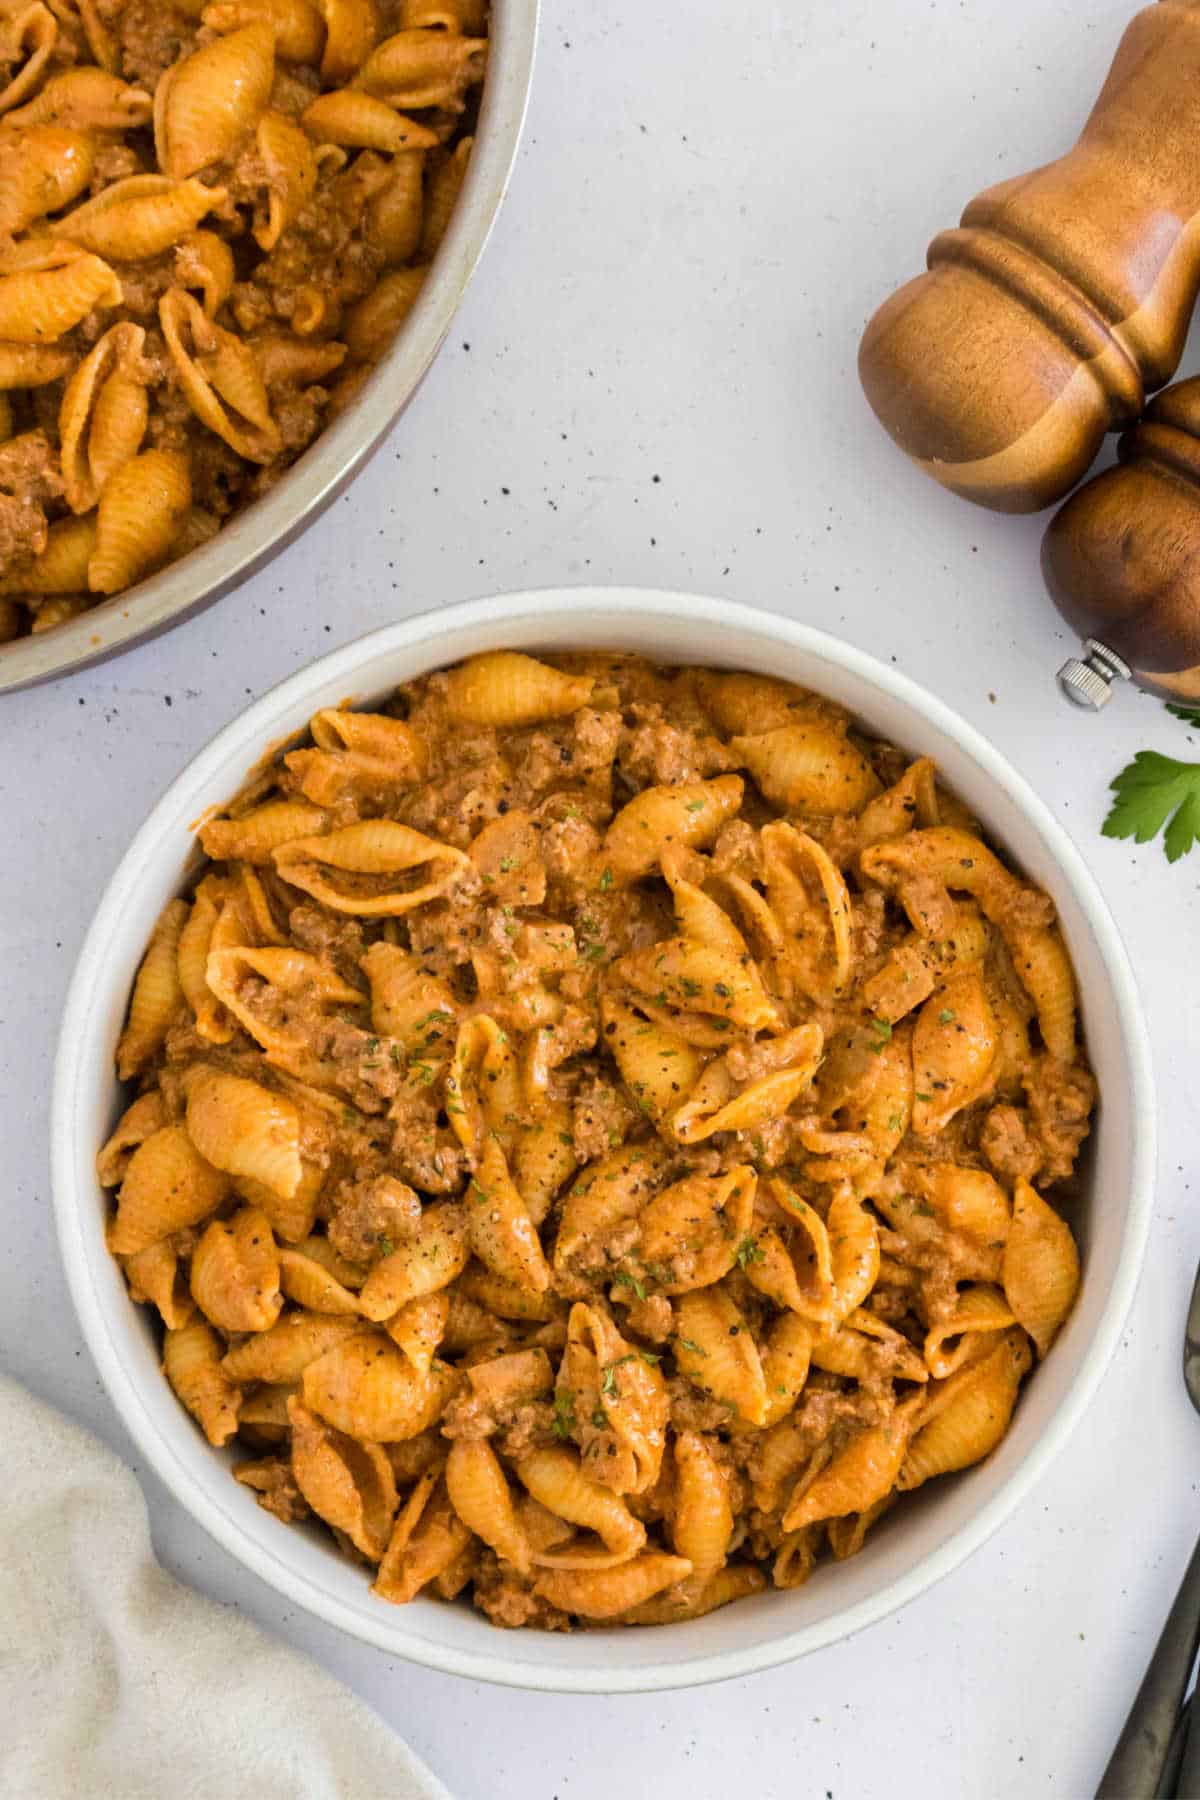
<box><xmin>1096</xmin><ymin>1261</ymin><xmax>1200</xmax><ymax>1797</ymax></box>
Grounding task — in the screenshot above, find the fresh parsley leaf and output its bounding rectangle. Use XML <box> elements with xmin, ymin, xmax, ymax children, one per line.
<box><xmin>938</xmin><ymin>1008</ymin><xmax>956</xmax><ymax>1025</ymax></box>
<box><xmin>678</xmin><ymin>1337</ymin><xmax>708</xmax><ymax>1357</ymax></box>
<box><xmin>1166</xmin><ymin>703</ymin><xmax>1200</xmax><ymax>729</ymax></box>
<box><xmin>1103</xmin><ymin>748</ymin><xmax>1200</xmax><ymax>863</ymax></box>
<box><xmin>735</xmin><ymin>1233</ymin><xmax>766</xmax><ymax>1269</ymax></box>
<box><xmin>552</xmin><ymin>1389</ymin><xmax>576</xmax><ymax>1440</ymax></box>
<box><xmin>377</xmin><ymin>1235</ymin><xmax>395</xmax><ymax>1257</ymax></box>
<box><xmin>612</xmin><ymin>1269</ymin><xmax>647</xmax><ymax>1300</ymax></box>
<box><xmin>599</xmin><ymin>867</ymin><xmax>614</xmax><ymax>891</ymax></box>
<box><xmin>868</xmin><ymin>1016</ymin><xmax>892</xmax><ymax>1050</ymax></box>
<box><xmin>600</xmin><ymin>1364</ymin><xmax>621</xmax><ymax>1397</ymax></box>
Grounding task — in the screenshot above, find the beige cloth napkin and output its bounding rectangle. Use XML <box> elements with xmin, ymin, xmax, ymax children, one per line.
<box><xmin>0</xmin><ymin>1373</ymin><xmax>450</xmax><ymax>1800</ymax></box>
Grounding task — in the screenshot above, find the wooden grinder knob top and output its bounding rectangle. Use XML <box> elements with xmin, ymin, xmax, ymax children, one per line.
<box><xmin>860</xmin><ymin>1</ymin><xmax>1200</xmax><ymax>514</ymax></box>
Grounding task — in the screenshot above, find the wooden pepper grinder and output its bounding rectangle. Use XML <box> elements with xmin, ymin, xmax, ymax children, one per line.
<box><xmin>859</xmin><ymin>0</ymin><xmax>1200</xmax><ymax>514</ymax></box>
<box><xmin>1046</xmin><ymin>375</ymin><xmax>1200</xmax><ymax>705</ymax></box>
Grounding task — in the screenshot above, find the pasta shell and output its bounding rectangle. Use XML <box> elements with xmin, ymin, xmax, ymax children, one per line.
<box><xmin>783</xmin><ymin>1398</ymin><xmax>921</xmax><ymax>1530</ymax></box>
<box><xmin>373</xmin><ymin>1480</ymin><xmax>470</xmax><ymax>1603</ymax></box>
<box><xmin>399</xmin><ymin>0</ymin><xmax>486</xmax><ymax>26</ymax></box>
<box><xmin>174</xmin><ymin>228</ymin><xmax>236</xmax><ymax>317</ymax></box>
<box><xmin>175</xmin><ymin>876</ymin><xmax>234</xmax><ymax>1041</ymax></box>
<box><xmin>203</xmin><ymin>0</ymin><xmax>325</xmax><ymax>62</ymax></box>
<box><xmin>625</xmin><ymin>1563</ymin><xmax>767</xmax><ymax>1624</ymax></box>
<box><xmin>455</xmin><ymin>1263</ymin><xmax>559</xmax><ymax>1323</ymax></box>
<box><xmin>108</xmin><ymin>1124</ymin><xmax>230</xmax><ymax>1256</ymax></box>
<box><xmin>1002</xmin><ymin>1178</ymin><xmax>1080</xmax><ymax>1357</ymax></box>
<box><xmin>760</xmin><ymin>821</ymin><xmax>853</xmax><ymax>1000</ymax></box>
<box><xmin>745</xmin><ymin>1181</ymin><xmax>837</xmax><ymax>1323</ymax></box>
<box><xmin>251</xmin><ymin>110</ymin><xmax>318</xmax><ymax>250</ymax></box>
<box><xmin>184</xmin><ymin>1067</ymin><xmax>303</xmax><ymax>1202</ymax></box>
<box><xmin>0</xmin><ymin>239</ymin><xmax>121</xmax><ymax>342</ymax></box>
<box><xmin>553</xmin><ymin>1142</ymin><xmax>669</xmax><ymax>1280</ymax></box>
<box><xmin>827</xmin><ymin>1495</ymin><xmax>895</xmax><ymax>1561</ymax></box>
<box><xmin>164</xmin><ymin>1318</ymin><xmax>241</xmax><ymax>1445</ymax></box>
<box><xmin>613</xmin><ymin>937</ymin><xmax>778</xmax><ymax>1035</ymax></box>
<box><xmin>671</xmin><ymin>1026</ymin><xmax>823</xmax><ymax>1145</ymax></box>
<box><xmin>122</xmin><ymin>1239</ymin><xmax>193</xmax><ymax>1330</ymax></box>
<box><xmin>0</xmin><ymin>125</ymin><xmax>93</xmax><ymax>230</ymax></box>
<box><xmin>88</xmin><ymin>448</ymin><xmax>191</xmax><ymax>594</ymax></box>
<box><xmin>279</xmin><ymin>1245</ymin><xmax>363</xmax><ymax>1316</ymax></box>
<box><xmin>772</xmin><ymin>1527</ymin><xmax>820</xmax><ymax>1590</ymax></box>
<box><xmin>517</xmin><ymin>1447</ymin><xmax>645</xmax><ymax>1561</ymax></box>
<box><xmin>603</xmin><ymin>775</ymin><xmax>744</xmax><ymax>885</ymax></box>
<box><xmin>302</xmin><ymin>1331</ymin><xmax>455</xmax><ymax>1439</ymax></box>
<box><xmin>443</xmin><ymin>651</ymin><xmax>594</xmax><ymax>726</ymax></box>
<box><xmin>911</xmin><ymin>967</ymin><xmax>998</xmax><ymax>1135</ymax></box>
<box><xmin>365</xmin><ymin>148</ymin><xmax>425</xmax><ymax>263</ymax></box>
<box><xmin>0</xmin><ymin>0</ymin><xmax>57</xmax><ymax>115</ymax></box>
<box><xmin>115</xmin><ymin>895</ymin><xmax>187</xmax><ymax>1079</ymax></box>
<box><xmin>273</xmin><ymin>818</ymin><xmax>469</xmax><ymax>916</ymax></box>
<box><xmin>636</xmin><ymin>1166</ymin><xmax>755</xmax><ymax>1295</ymax></box>
<box><xmin>827</xmin><ymin>1185</ymin><xmax>880</xmax><ymax>1322</ymax></box>
<box><xmin>730</xmin><ymin>720</ymin><xmax>880</xmax><ymax>815</ymax></box>
<box><xmin>1005</xmin><ymin>924</ymin><xmax>1077</xmax><ymax>1062</ymax></box>
<box><xmin>0</xmin><ymin>512</ymin><xmax>95</xmax><ymax>596</ymax></box>
<box><xmin>923</xmin><ymin>1284</ymin><xmax>1015</xmax><ymax>1379</ymax></box>
<box><xmin>361</xmin><ymin>939</ymin><xmax>457</xmax><ymax>1050</ymax></box>
<box><xmin>445</xmin><ymin>1437</ymin><xmax>529</xmax><ymax>1573</ymax></box>
<box><xmin>54</xmin><ymin>174</ymin><xmax>225</xmax><ymax>262</ymax></box>
<box><xmin>341</xmin><ymin>263</ymin><xmax>428</xmax><ymax>360</ymax></box>
<box><xmin>96</xmin><ymin>1091</ymin><xmax>167</xmax><ymax>1188</ymax></box>
<box><xmin>358</xmin><ymin>1201</ymin><xmax>469</xmax><ymax>1318</ymax></box>
<box><xmin>190</xmin><ymin>1206</ymin><xmax>282</xmax><ymax>1332</ymax></box>
<box><xmin>759</xmin><ymin>1311</ymin><xmax>814</xmax><ymax>1427</ymax></box>
<box><xmin>0</xmin><ymin>343</ymin><xmax>74</xmax><ymax>387</ymax></box>
<box><xmin>385</xmin><ymin>1289</ymin><xmax>449</xmax><ymax>1373</ymax></box>
<box><xmin>315</xmin><ymin>0</ymin><xmax>377</xmax><ymax>78</ymax></box>
<box><xmin>445</xmin><ymin>1012</ymin><xmax>520</xmax><ymax>1154</ymax></box>
<box><xmin>301</xmin><ymin>88</ymin><xmax>437</xmax><ymax>155</ymax></box>
<box><xmin>354</xmin><ymin>27</ymin><xmax>485</xmax><ymax>108</ymax></box>
<box><xmin>671</xmin><ymin>1430</ymin><xmax>733</xmax><ymax>1584</ymax></box>
<box><xmin>570</xmin><ymin>1301</ymin><xmax>668</xmax><ymax>1495</ymax></box>
<box><xmin>204</xmin><ymin>943</ymin><xmax>362</xmax><ymax>1060</ymax></box>
<box><xmin>221</xmin><ymin>1310</ymin><xmax>367</xmax><ymax>1382</ymax></box>
<box><xmin>200</xmin><ymin>799</ymin><xmax>327</xmax><ymax>864</ymax></box>
<box><xmin>673</xmin><ymin>1285</ymin><xmax>767</xmax><ymax>1426</ymax></box>
<box><xmin>601</xmin><ymin>994</ymin><xmax>703</xmax><ymax>1127</ymax></box>
<box><xmin>534</xmin><ymin>1553</ymin><xmax>692</xmax><ymax>1621</ymax></box>
<box><xmin>5</xmin><ymin>68</ymin><xmax>151</xmax><ymax>129</ymax></box>
<box><xmin>160</xmin><ymin>287</ymin><xmax>281</xmax><ymax>463</ymax></box>
<box><xmin>47</xmin><ymin>0</ymin><xmax>117</xmax><ymax>69</ymax></box>
<box><xmin>465</xmin><ymin>1136</ymin><xmax>551</xmax><ymax>1295</ymax></box>
<box><xmin>899</xmin><ymin>1330</ymin><xmax>1033</xmax><ymax>1491</ymax></box>
<box><xmin>154</xmin><ymin>21</ymin><xmax>275</xmax><ymax>180</ymax></box>
<box><xmin>289</xmin><ymin>1397</ymin><xmax>397</xmax><ymax>1559</ymax></box>
<box><xmin>695</xmin><ymin>670</ymin><xmax>813</xmax><ymax>736</ymax></box>
<box><xmin>59</xmin><ymin>321</ymin><xmax>149</xmax><ymax>514</ymax></box>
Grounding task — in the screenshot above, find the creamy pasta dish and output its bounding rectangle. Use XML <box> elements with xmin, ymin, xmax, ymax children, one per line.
<box><xmin>0</xmin><ymin>0</ymin><xmax>486</xmax><ymax>643</ymax></box>
<box><xmin>100</xmin><ymin>652</ymin><xmax>1095</xmax><ymax>1629</ymax></box>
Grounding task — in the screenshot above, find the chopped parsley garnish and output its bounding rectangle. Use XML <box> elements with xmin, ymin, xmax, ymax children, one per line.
<box><xmin>599</xmin><ymin>867</ymin><xmax>614</xmax><ymax>891</ymax></box>
<box><xmin>613</xmin><ymin>1270</ymin><xmax>647</xmax><ymax>1300</ymax></box>
<box><xmin>678</xmin><ymin>1337</ymin><xmax>708</xmax><ymax>1357</ymax></box>
<box><xmin>552</xmin><ymin>1389</ymin><xmax>576</xmax><ymax>1439</ymax></box>
<box><xmin>1103</xmin><ymin>705</ymin><xmax>1200</xmax><ymax>862</ymax></box>
<box><xmin>735</xmin><ymin>1233</ymin><xmax>766</xmax><ymax>1268</ymax></box>
<box><xmin>377</xmin><ymin>1235</ymin><xmax>395</xmax><ymax>1257</ymax></box>
<box><xmin>868</xmin><ymin>1016</ymin><xmax>893</xmax><ymax>1050</ymax></box>
<box><xmin>938</xmin><ymin>1008</ymin><xmax>956</xmax><ymax>1025</ymax></box>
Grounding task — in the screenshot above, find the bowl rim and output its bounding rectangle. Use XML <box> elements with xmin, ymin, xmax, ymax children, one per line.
<box><xmin>0</xmin><ymin>0</ymin><xmax>541</xmax><ymax>696</ymax></box>
<box><xmin>51</xmin><ymin>587</ymin><xmax>1157</xmax><ymax>1692</ymax></box>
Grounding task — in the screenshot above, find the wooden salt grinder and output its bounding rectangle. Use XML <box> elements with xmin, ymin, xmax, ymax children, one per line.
<box><xmin>1046</xmin><ymin>376</ymin><xmax>1200</xmax><ymax>706</ymax></box>
<box><xmin>859</xmin><ymin>0</ymin><xmax>1200</xmax><ymax>514</ymax></box>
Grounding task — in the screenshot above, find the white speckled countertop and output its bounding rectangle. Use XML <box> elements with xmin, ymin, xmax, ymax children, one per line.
<box><xmin>3</xmin><ymin>2</ymin><xmax>1200</xmax><ymax>1794</ymax></box>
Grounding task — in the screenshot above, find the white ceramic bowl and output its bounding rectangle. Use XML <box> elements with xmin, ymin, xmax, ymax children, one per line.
<box><xmin>52</xmin><ymin>589</ymin><xmax>1155</xmax><ymax>1693</ymax></box>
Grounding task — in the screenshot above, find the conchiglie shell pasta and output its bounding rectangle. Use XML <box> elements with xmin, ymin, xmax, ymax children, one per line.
<box><xmin>96</xmin><ymin>1091</ymin><xmax>167</xmax><ymax>1188</ymax></box>
<box><xmin>316</xmin><ymin>0</ymin><xmax>377</xmax><ymax>82</ymax></box>
<box><xmin>465</xmin><ymin>1136</ymin><xmax>551</xmax><ymax>1295</ymax></box>
<box><xmin>190</xmin><ymin>1206</ymin><xmax>282</xmax><ymax>1332</ymax></box>
<box><xmin>553</xmin><ymin>1142</ymin><xmax>669</xmax><ymax>1276</ymax></box>
<box><xmin>175</xmin><ymin>228</ymin><xmax>235</xmax><ymax>316</ymax></box>
<box><xmin>302</xmin><ymin>1332</ymin><xmax>455</xmax><ymax>1440</ymax></box>
<box><xmin>342</xmin><ymin>264</ymin><xmax>428</xmax><ymax>359</ymax></box>
<box><xmin>899</xmin><ymin>1330</ymin><xmax>1033</xmax><ymax>1491</ymax></box>
<box><xmin>694</xmin><ymin>670</ymin><xmax>813</xmax><ymax>736</ymax></box>
<box><xmin>6</xmin><ymin>68</ymin><xmax>151</xmax><ymax>130</ymax></box>
<box><xmin>203</xmin><ymin>0</ymin><xmax>325</xmax><ymax>62</ymax></box>
<box><xmin>361</xmin><ymin>940</ymin><xmax>457</xmax><ymax>1049</ymax></box>
<box><xmin>185</xmin><ymin>1067</ymin><xmax>303</xmax><ymax>1202</ymax></box>
<box><xmin>53</xmin><ymin>174</ymin><xmax>226</xmax><ymax>261</ymax></box>
<box><xmin>385</xmin><ymin>1290</ymin><xmax>449</xmax><ymax>1374</ymax></box>
<box><xmin>88</xmin><ymin>448</ymin><xmax>191</xmax><ymax>594</ymax></box>
<box><xmin>730</xmin><ymin>720</ymin><xmax>880</xmax><ymax>815</ymax></box>
<box><xmin>570</xmin><ymin>1302</ymin><xmax>668</xmax><ymax>1495</ymax></box>
<box><xmin>783</xmin><ymin>1398</ymin><xmax>921</xmax><ymax>1530</ymax></box>
<box><xmin>0</xmin><ymin>512</ymin><xmax>95</xmax><ymax>596</ymax></box>
<box><xmin>0</xmin><ymin>1</ymin><xmax>58</xmax><ymax>117</ymax></box>
<box><xmin>199</xmin><ymin>799</ymin><xmax>327</xmax><ymax>863</ymax></box>
<box><xmin>534</xmin><ymin>1553</ymin><xmax>692</xmax><ymax>1621</ymax></box>
<box><xmin>59</xmin><ymin>320</ymin><xmax>149</xmax><ymax>514</ymax></box>
<box><xmin>673</xmin><ymin>1286</ymin><xmax>767</xmax><ymax>1426</ymax></box>
<box><xmin>354</xmin><ymin>29</ymin><xmax>486</xmax><ymax>109</ymax></box>
<box><xmin>160</xmin><ymin>288</ymin><xmax>281</xmax><ymax>463</ymax></box>
<box><xmin>279</xmin><ymin>1244</ymin><xmax>362</xmax><ymax>1315</ymax></box>
<box><xmin>301</xmin><ymin>89</ymin><xmax>437</xmax><ymax>155</ymax></box>
<box><xmin>759</xmin><ymin>1312</ymin><xmax>813</xmax><ymax>1427</ymax></box>
<box><xmin>613</xmin><ymin>937</ymin><xmax>778</xmax><ymax>1035</ymax></box>
<box><xmin>420</xmin><ymin>136</ymin><xmax>470</xmax><ymax>259</ymax></box>
<box><xmin>1002</xmin><ymin>1178</ymin><xmax>1080</xmax><ymax>1357</ymax></box>
<box><xmin>601</xmin><ymin>994</ymin><xmax>704</xmax><ymax>1125</ymax></box>
<box><xmin>122</xmin><ymin>1239</ymin><xmax>193</xmax><ymax>1330</ymax></box>
<box><xmin>603</xmin><ymin>775</ymin><xmax>743</xmax><ymax>885</ymax></box>
<box><xmin>251</xmin><ymin>111</ymin><xmax>318</xmax><ymax>250</ymax></box>
<box><xmin>1005</xmin><ymin>924</ymin><xmax>1077</xmax><ymax>1062</ymax></box>
<box><xmin>154</xmin><ymin>22</ymin><xmax>275</xmax><ymax>180</ymax></box>
<box><xmin>0</xmin><ymin>240</ymin><xmax>121</xmax><ymax>342</ymax></box>
<box><xmin>365</xmin><ymin>149</ymin><xmax>425</xmax><ymax>264</ymax></box>
<box><xmin>373</xmin><ymin>1483</ymin><xmax>470</xmax><ymax>1603</ymax></box>
<box><xmin>671</xmin><ymin>1431</ymin><xmax>733</xmax><ymax>1584</ymax></box>
<box><xmin>163</xmin><ymin>1318</ymin><xmax>241</xmax><ymax>1445</ymax></box>
<box><xmin>288</xmin><ymin>1398</ymin><xmax>396</xmax><ymax>1559</ymax></box>
<box><xmin>636</xmin><ymin>1166</ymin><xmax>755</xmax><ymax>1295</ymax></box>
<box><xmin>358</xmin><ymin>1201</ymin><xmax>469</xmax><ymax>1318</ymax></box>
<box><xmin>0</xmin><ymin>126</ymin><xmax>94</xmax><ymax>231</ymax></box>
<box><xmin>623</xmin><ymin>1563</ymin><xmax>767</xmax><ymax>1625</ymax></box>
<box><xmin>399</xmin><ymin>0</ymin><xmax>486</xmax><ymax>27</ymax></box>
<box><xmin>287</xmin><ymin>707</ymin><xmax>427</xmax><ymax>805</ymax></box>
<box><xmin>445</xmin><ymin>1437</ymin><xmax>529</xmax><ymax>1573</ymax></box>
<box><xmin>0</xmin><ymin>343</ymin><xmax>74</xmax><ymax>387</ymax></box>
<box><xmin>923</xmin><ymin>1284</ymin><xmax>1015</xmax><ymax>1379</ymax></box>
<box><xmin>108</xmin><ymin>1124</ymin><xmax>231</xmax><ymax>1256</ymax></box>
<box><xmin>115</xmin><ymin>895</ymin><xmax>187</xmax><ymax>1079</ymax></box>
<box><xmin>441</xmin><ymin>651</ymin><xmax>594</xmax><ymax>726</ymax></box>
<box><xmin>221</xmin><ymin>1310</ymin><xmax>367</xmax><ymax>1382</ymax></box>
<box><xmin>273</xmin><ymin>819</ymin><xmax>468</xmax><ymax>915</ymax></box>
<box><xmin>516</xmin><ymin>1448</ymin><xmax>645</xmax><ymax>1560</ymax></box>
<box><xmin>911</xmin><ymin>966</ymin><xmax>998</xmax><ymax>1136</ymax></box>
<box><xmin>175</xmin><ymin>878</ymin><xmax>235</xmax><ymax>1041</ymax></box>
